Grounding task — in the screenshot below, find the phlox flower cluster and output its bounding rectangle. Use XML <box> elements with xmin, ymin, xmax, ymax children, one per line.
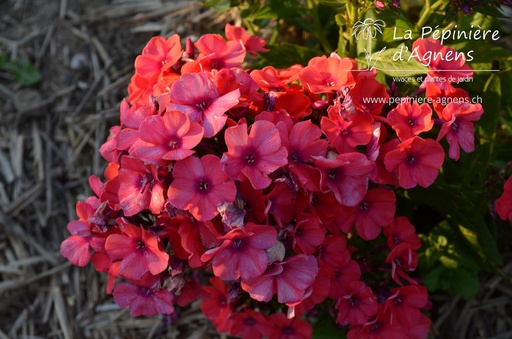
<box><xmin>61</xmin><ymin>25</ymin><xmax>484</xmax><ymax>338</ymax></box>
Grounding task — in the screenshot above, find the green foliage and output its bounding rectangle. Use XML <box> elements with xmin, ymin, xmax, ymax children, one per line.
<box><xmin>0</xmin><ymin>52</ymin><xmax>41</xmax><ymax>86</ymax></box>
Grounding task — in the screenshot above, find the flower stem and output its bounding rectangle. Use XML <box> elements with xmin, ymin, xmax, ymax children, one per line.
<box><xmin>416</xmin><ymin>0</ymin><xmax>444</xmax><ymax>31</ymax></box>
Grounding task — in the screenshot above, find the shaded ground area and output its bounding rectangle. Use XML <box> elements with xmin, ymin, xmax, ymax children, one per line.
<box><xmin>0</xmin><ymin>0</ymin><xmax>511</xmax><ymax>338</ymax></box>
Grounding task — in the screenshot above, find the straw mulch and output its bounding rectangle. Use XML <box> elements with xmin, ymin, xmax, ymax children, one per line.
<box><xmin>0</xmin><ymin>0</ymin><xmax>511</xmax><ymax>338</ymax></box>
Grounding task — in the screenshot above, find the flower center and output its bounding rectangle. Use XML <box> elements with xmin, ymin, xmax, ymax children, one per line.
<box><xmin>245</xmin><ymin>153</ymin><xmax>256</xmax><ymax>164</ymax></box>
<box><xmin>196</xmin><ymin>101</ymin><xmax>208</xmax><ymax>111</ymax></box>
<box><xmin>360</xmin><ymin>201</ymin><xmax>369</xmax><ymax>211</ymax></box>
<box><xmin>169</xmin><ymin>139</ymin><xmax>180</xmax><ymax>149</ymax></box>
<box><xmin>137</xmin><ymin>241</ymin><xmax>145</xmax><ymax>250</ymax></box>
<box><xmin>199</xmin><ymin>181</ymin><xmax>209</xmax><ymax>191</ymax></box>
<box><xmin>452</xmin><ymin>121</ymin><xmax>459</xmax><ymax>131</ymax></box>
<box><xmin>327</xmin><ymin>170</ymin><xmax>337</xmax><ymax>179</ymax></box>
<box><xmin>408</xmin><ymin>118</ymin><xmax>415</xmax><ymax>126</ymax></box>
<box><xmin>406</xmin><ymin>155</ymin><xmax>416</xmax><ymax>164</ymax></box>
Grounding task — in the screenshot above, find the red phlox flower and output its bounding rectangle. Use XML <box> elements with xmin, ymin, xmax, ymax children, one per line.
<box><xmin>321</xmin><ymin>105</ymin><xmax>373</xmax><ymax>153</ymax></box>
<box><xmin>213</xmin><ymin>67</ymin><xmax>261</xmax><ymax>116</ymax></box>
<box><xmin>436</xmin><ymin>102</ymin><xmax>483</xmax><ymax>160</ymax></box>
<box><xmin>117</xmin><ymin>156</ymin><xmax>164</xmax><ymax>216</ymax></box>
<box><xmin>225</xmin><ymin>23</ymin><xmax>269</xmax><ymax>56</ymax></box>
<box><xmin>313</xmin><ymin>152</ymin><xmax>373</xmax><ymax>206</ymax></box>
<box><xmin>237</xmin><ymin>180</ymin><xmax>267</xmax><ymax>223</ymax></box>
<box><xmin>384</xmin><ymin>137</ymin><xmax>444</xmax><ymax>189</ymax></box>
<box><xmin>383</xmin><ymin>216</ymin><xmax>421</xmax><ymax>250</ymax></box>
<box><xmin>105</xmin><ymin>220</ymin><xmax>169</xmax><ymax>281</ymax></box>
<box><xmin>274</xmin><ymin>84</ymin><xmax>314</xmax><ymax>118</ymax></box>
<box><xmin>134</xmin><ymin>35</ymin><xmax>182</xmax><ymax>84</ymax></box>
<box><xmin>168</xmin><ymin>155</ymin><xmax>237</xmax><ymax>221</ymax></box>
<box><xmin>167</xmin><ymin>72</ymin><xmax>240</xmax><ymax>138</ymax></box>
<box><xmin>60</xmin><ymin>201</ymin><xmax>95</xmax><ymax>267</ymax></box>
<box><xmin>496</xmin><ymin>177</ymin><xmax>512</xmax><ymax>222</ymax></box>
<box><xmin>268</xmin><ymin>312</ymin><xmax>313</xmax><ymax>339</ymax></box>
<box><xmin>291</xmin><ymin>212</ymin><xmax>325</xmax><ymax>255</ymax></box>
<box><xmin>369</xmin><ymin>137</ymin><xmax>400</xmax><ymax>186</ymax></box>
<box><xmin>386</xmin><ymin>242</ymin><xmax>419</xmax><ymax>285</ymax></box>
<box><xmin>127</xmin><ymin>73</ymin><xmax>152</xmax><ymax>104</ymax></box>
<box><xmin>349</xmin><ymin>74</ymin><xmax>389</xmax><ymax>116</ymax></box>
<box><xmin>353</xmin><ymin>188</ymin><xmax>396</xmax><ymax>240</ymax></box>
<box><xmin>241</xmin><ymin>254</ymin><xmax>318</xmax><ymax>305</ymax></box>
<box><xmin>175</xmin><ymin>280</ymin><xmax>208</xmax><ymax>307</ymax></box>
<box><xmin>222</xmin><ymin>121</ymin><xmax>288</xmax><ymax>190</ymax></box>
<box><xmin>347</xmin><ymin>304</ymin><xmax>408</xmax><ymax>339</ymax></box>
<box><xmin>113</xmin><ymin>273</ymin><xmax>174</xmax><ymax>317</ymax></box>
<box><xmin>336</xmin><ymin>280</ymin><xmax>378</xmax><ymax>326</ymax></box>
<box><xmin>405</xmin><ymin>313</ymin><xmax>432</xmax><ymax>339</ymax></box>
<box><xmin>307</xmin><ymin>190</ymin><xmax>344</xmax><ymax>224</ymax></box>
<box><xmin>176</xmin><ymin>216</ymin><xmax>219</xmax><ymax>268</ymax></box>
<box><xmin>387</xmin><ymin>100</ymin><xmax>433</xmax><ymax>141</ymax></box>
<box><xmin>264</xmin><ymin>182</ymin><xmax>297</xmax><ymax>225</ymax></box>
<box><xmin>250</xmin><ymin>65</ymin><xmax>303</xmax><ymax>92</ymax></box>
<box><xmin>201</xmin><ymin>277</ymin><xmax>234</xmax><ymax>333</ymax></box>
<box><xmin>229</xmin><ymin>309</ymin><xmax>272</xmax><ymax>339</ymax></box>
<box><xmin>298</xmin><ymin>53</ymin><xmax>356</xmax><ymax>94</ymax></box>
<box><xmin>291</xmin><ymin>270</ymin><xmax>331</xmax><ymax>317</ymax></box>
<box><xmin>328</xmin><ymin>260</ymin><xmax>361</xmax><ymax>299</ymax></box>
<box><xmin>384</xmin><ymin>285</ymin><xmax>428</xmax><ymax>327</ymax></box>
<box><xmin>201</xmin><ymin>222</ymin><xmax>277</xmax><ymax>281</ymax></box>
<box><xmin>131</xmin><ymin>110</ymin><xmax>203</xmax><ymax>164</ymax></box>
<box><xmin>412</xmin><ymin>38</ymin><xmax>473</xmax><ymax>90</ymax></box>
<box><xmin>195</xmin><ymin>33</ymin><xmax>246</xmax><ymax>71</ymax></box>
<box><xmin>425</xmin><ymin>82</ymin><xmax>469</xmax><ymax>115</ymax></box>
<box><xmin>317</xmin><ymin>234</ymin><xmax>351</xmax><ymax>274</ymax></box>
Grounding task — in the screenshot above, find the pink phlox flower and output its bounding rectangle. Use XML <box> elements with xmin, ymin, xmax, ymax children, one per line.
<box><xmin>384</xmin><ymin>285</ymin><xmax>428</xmax><ymax>327</ymax></box>
<box><xmin>298</xmin><ymin>53</ymin><xmax>356</xmax><ymax>94</ymax></box>
<box><xmin>113</xmin><ymin>273</ymin><xmax>174</xmax><ymax>317</ymax></box>
<box><xmin>291</xmin><ymin>270</ymin><xmax>331</xmax><ymax>317</ymax></box>
<box><xmin>268</xmin><ymin>312</ymin><xmax>313</xmax><ymax>339</ymax></box>
<box><xmin>436</xmin><ymin>102</ymin><xmax>483</xmax><ymax>160</ymax></box>
<box><xmin>336</xmin><ymin>281</ymin><xmax>378</xmax><ymax>326</ymax></box>
<box><xmin>370</xmin><ymin>137</ymin><xmax>401</xmax><ymax>186</ymax></box>
<box><xmin>321</xmin><ymin>105</ymin><xmax>373</xmax><ymax>153</ymax></box>
<box><xmin>387</xmin><ymin>100</ymin><xmax>434</xmax><ymax>141</ymax></box>
<box><xmin>195</xmin><ymin>33</ymin><xmax>246</xmax><ymax>71</ymax></box>
<box><xmin>282</xmin><ymin>120</ymin><xmax>327</xmax><ymax>191</ymax></box>
<box><xmin>225</xmin><ymin>23</ymin><xmax>269</xmax><ymax>56</ymax></box>
<box><xmin>201</xmin><ymin>222</ymin><xmax>277</xmax><ymax>281</ymax></box>
<box><xmin>175</xmin><ymin>216</ymin><xmax>219</xmax><ymax>268</ymax></box>
<box><xmin>241</xmin><ymin>254</ymin><xmax>319</xmax><ymax>306</ymax></box>
<box><xmin>313</xmin><ymin>152</ymin><xmax>373</xmax><ymax>206</ymax></box>
<box><xmin>131</xmin><ymin>110</ymin><xmax>203</xmax><ymax>164</ymax></box>
<box><xmin>495</xmin><ymin>177</ymin><xmax>512</xmax><ymax>222</ymax></box>
<box><xmin>213</xmin><ymin>67</ymin><xmax>261</xmax><ymax>115</ymax></box>
<box><xmin>117</xmin><ymin>156</ymin><xmax>164</xmax><ymax>216</ymax></box>
<box><xmin>222</xmin><ymin>121</ymin><xmax>288</xmax><ymax>190</ymax></box>
<box><xmin>384</xmin><ymin>136</ymin><xmax>444</xmax><ymax>189</ymax></box>
<box><xmin>99</xmin><ymin>125</ymin><xmax>122</xmax><ymax>163</ymax></box>
<box><xmin>167</xmin><ymin>72</ymin><xmax>240</xmax><ymax>138</ymax></box>
<box><xmin>117</xmin><ymin>99</ymin><xmax>156</xmax><ymax>151</ymax></box>
<box><xmin>383</xmin><ymin>216</ymin><xmax>421</xmax><ymax>250</ymax></box>
<box><xmin>60</xmin><ymin>201</ymin><xmax>95</xmax><ymax>267</ymax></box>
<box><xmin>167</xmin><ymin>154</ymin><xmax>237</xmax><ymax>221</ymax></box>
<box><xmin>105</xmin><ymin>219</ymin><xmax>169</xmax><ymax>281</ymax></box>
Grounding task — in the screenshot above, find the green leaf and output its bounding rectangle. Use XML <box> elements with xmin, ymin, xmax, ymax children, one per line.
<box><xmin>356</xmin><ymin>44</ymin><xmax>428</xmax><ymax>76</ymax></box>
<box><xmin>256</xmin><ymin>42</ymin><xmax>322</xmax><ymax>68</ymax></box>
<box><xmin>201</xmin><ymin>0</ymin><xmax>232</xmax><ymax>12</ymax></box>
<box><xmin>317</xmin><ymin>0</ymin><xmax>347</xmax><ymax>8</ymax></box>
<box><xmin>449</xmin><ymin>41</ymin><xmax>512</xmax><ymax>64</ymax></box>
<box><xmin>14</xmin><ymin>60</ymin><xmax>41</xmax><ymax>86</ymax></box>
